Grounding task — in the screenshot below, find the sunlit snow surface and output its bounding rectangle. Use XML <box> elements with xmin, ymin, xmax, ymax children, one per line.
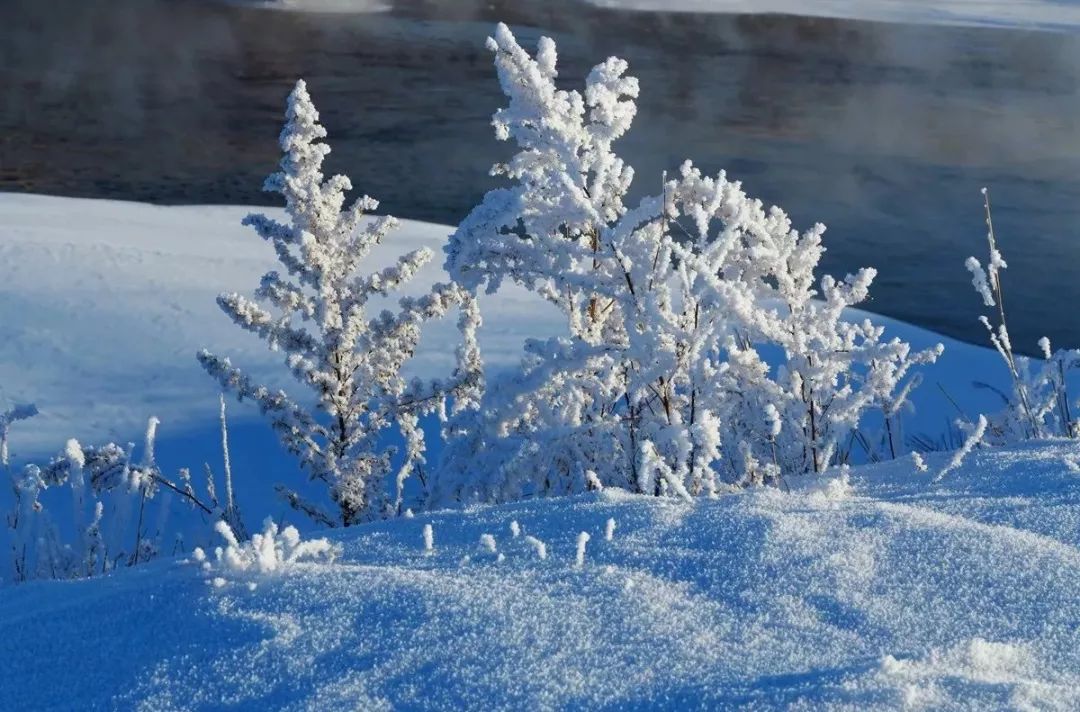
<box><xmin>3</xmin><ymin>193</ymin><xmax>1080</xmax><ymax>709</ymax></box>
<box><xmin>0</xmin><ymin>193</ymin><xmax>561</xmax><ymax>455</ymax></box>
<box><xmin>3</xmin><ymin>441</ymin><xmax>1080</xmax><ymax>709</ymax></box>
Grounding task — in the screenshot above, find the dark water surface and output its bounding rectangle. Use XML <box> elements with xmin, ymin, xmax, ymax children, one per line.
<box><xmin>3</xmin><ymin>0</ymin><xmax>1080</xmax><ymax>352</ymax></box>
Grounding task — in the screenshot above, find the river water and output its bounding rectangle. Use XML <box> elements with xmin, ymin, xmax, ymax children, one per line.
<box><xmin>2</xmin><ymin>0</ymin><xmax>1080</xmax><ymax>353</ymax></box>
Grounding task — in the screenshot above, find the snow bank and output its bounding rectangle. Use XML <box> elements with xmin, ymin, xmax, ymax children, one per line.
<box><xmin>2</xmin><ymin>440</ymin><xmax>1079</xmax><ymax>709</ymax></box>
<box><xmin>0</xmin><ymin>193</ymin><xmax>560</xmax><ymax>455</ymax></box>
<box><xmin>585</xmin><ymin>0</ymin><xmax>1080</xmax><ymax>31</ymax></box>
<box><xmin>0</xmin><ymin>193</ymin><xmax>1016</xmax><ymax>459</ymax></box>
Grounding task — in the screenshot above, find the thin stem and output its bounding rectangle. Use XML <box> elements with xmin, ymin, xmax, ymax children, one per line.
<box><xmin>983</xmin><ymin>188</ymin><xmax>1041</xmax><ymax>438</ymax></box>
<box><xmin>219</xmin><ymin>394</ymin><xmax>234</xmax><ymax>512</ymax></box>
<box><xmin>130</xmin><ymin>485</ymin><xmax>147</xmax><ymax>567</ymax></box>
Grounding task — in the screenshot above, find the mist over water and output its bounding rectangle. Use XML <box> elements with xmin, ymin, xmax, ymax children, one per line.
<box><xmin>3</xmin><ymin>0</ymin><xmax>1080</xmax><ymax>352</ymax></box>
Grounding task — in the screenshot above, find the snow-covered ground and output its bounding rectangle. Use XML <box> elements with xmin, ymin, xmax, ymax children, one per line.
<box><xmin>586</xmin><ymin>0</ymin><xmax>1080</xmax><ymax>30</ymax></box>
<box><xmin>3</xmin><ymin>440</ymin><xmax>1080</xmax><ymax>709</ymax></box>
<box><xmin>2</xmin><ymin>194</ymin><xmax>1079</xmax><ymax>708</ymax></box>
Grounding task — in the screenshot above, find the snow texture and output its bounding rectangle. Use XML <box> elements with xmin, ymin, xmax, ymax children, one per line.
<box><xmin>3</xmin><ymin>441</ymin><xmax>1080</xmax><ymax>709</ymax></box>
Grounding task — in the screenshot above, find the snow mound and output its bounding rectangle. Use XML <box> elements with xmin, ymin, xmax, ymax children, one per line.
<box><xmin>3</xmin><ymin>441</ymin><xmax>1080</xmax><ymax>709</ymax></box>
<box><xmin>870</xmin><ymin>638</ymin><xmax>1077</xmax><ymax>709</ymax></box>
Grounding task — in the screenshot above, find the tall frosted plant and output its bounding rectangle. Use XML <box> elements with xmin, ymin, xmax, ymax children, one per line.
<box><xmin>965</xmin><ymin>188</ymin><xmax>1078</xmax><ymax>442</ymax></box>
<box><xmin>200</xmin><ymin>80</ymin><xmax>482</xmax><ymax>527</ymax></box>
<box><xmin>438</xmin><ymin>25</ymin><xmax>939</xmax><ymax>503</ymax></box>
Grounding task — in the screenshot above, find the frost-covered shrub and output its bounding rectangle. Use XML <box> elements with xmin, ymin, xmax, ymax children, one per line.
<box><xmin>436</xmin><ymin>24</ymin><xmax>939</xmax><ymax>504</ymax></box>
<box><xmin>965</xmin><ymin>189</ymin><xmax>1079</xmax><ymax>443</ymax></box>
<box><xmin>3</xmin><ymin>416</ymin><xmax>223</xmax><ymax>584</ymax></box>
<box><xmin>200</xmin><ymin>80</ymin><xmax>482</xmax><ymax>527</ymax></box>
<box><xmin>193</xmin><ymin>518</ymin><xmax>339</xmax><ymax>585</ymax></box>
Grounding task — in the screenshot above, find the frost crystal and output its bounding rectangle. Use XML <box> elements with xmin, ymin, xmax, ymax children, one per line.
<box><xmin>423</xmin><ymin>523</ymin><xmax>434</xmax><ymax>553</ymax></box>
<box><xmin>525</xmin><ymin>535</ymin><xmax>548</xmax><ymax>561</ymax></box>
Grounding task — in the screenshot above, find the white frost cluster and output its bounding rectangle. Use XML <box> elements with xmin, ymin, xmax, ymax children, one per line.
<box><xmin>524</xmin><ymin>535</ymin><xmax>548</xmax><ymax>560</ymax></box>
<box><xmin>575</xmin><ymin>531</ymin><xmax>591</xmax><ymax>568</ymax></box>
<box><xmin>423</xmin><ymin>523</ymin><xmax>434</xmax><ymax>553</ymax></box>
<box><xmin>193</xmin><ymin>518</ymin><xmax>339</xmax><ymax>580</ymax></box>
<box><xmin>965</xmin><ymin>257</ymin><xmax>995</xmax><ymax>308</ymax></box>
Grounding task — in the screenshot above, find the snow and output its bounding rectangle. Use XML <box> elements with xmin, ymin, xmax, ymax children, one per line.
<box><xmin>585</xmin><ymin>0</ymin><xmax>1080</xmax><ymax>31</ymax></box>
<box><xmin>4</xmin><ymin>192</ymin><xmax>1078</xmax><ymax>705</ymax></box>
<box><xmin>3</xmin><ymin>440</ymin><xmax>1080</xmax><ymax>708</ymax></box>
<box><xmin>0</xmin><ymin>192</ymin><xmax>1019</xmax><ymax>465</ymax></box>
<box><xmin>0</xmin><ymin>192</ymin><xmax>560</xmax><ymax>457</ymax></box>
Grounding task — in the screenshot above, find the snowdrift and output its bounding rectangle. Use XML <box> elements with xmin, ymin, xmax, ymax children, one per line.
<box><xmin>2</xmin><ymin>441</ymin><xmax>1080</xmax><ymax>709</ymax></box>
